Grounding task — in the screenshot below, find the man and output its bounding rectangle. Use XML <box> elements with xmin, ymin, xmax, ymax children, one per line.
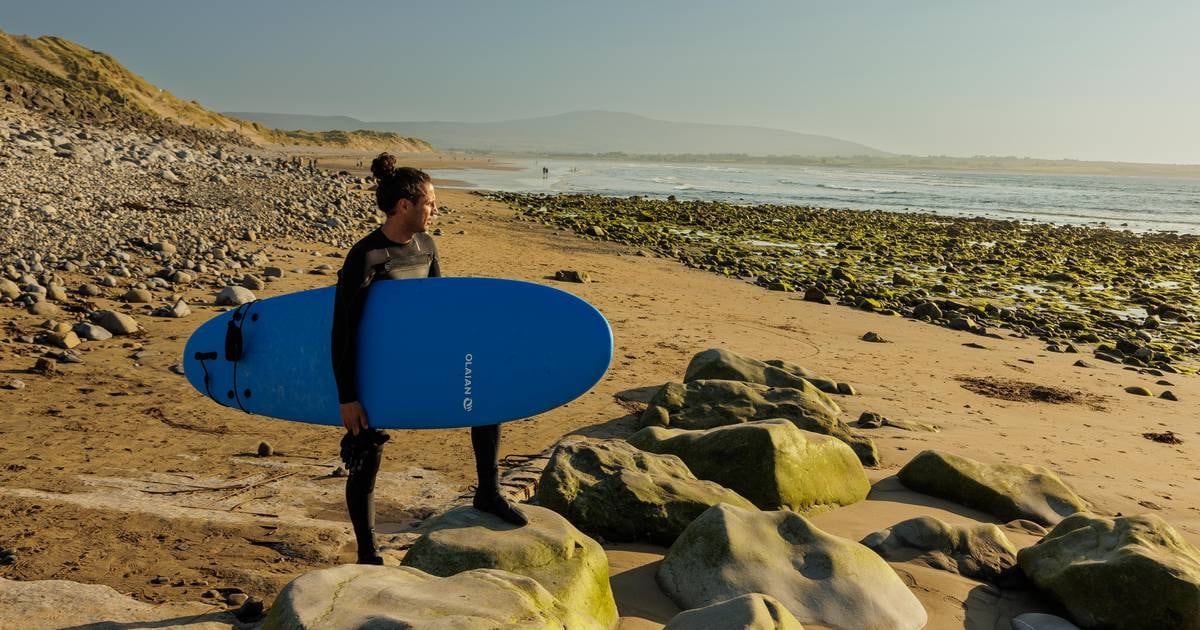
<box><xmin>331</xmin><ymin>154</ymin><xmax>526</xmax><ymax>566</ymax></box>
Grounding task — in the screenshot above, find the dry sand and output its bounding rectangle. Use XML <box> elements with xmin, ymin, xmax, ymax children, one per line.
<box><xmin>1</xmin><ymin>187</ymin><xmax>1196</xmax><ymax>627</ymax></box>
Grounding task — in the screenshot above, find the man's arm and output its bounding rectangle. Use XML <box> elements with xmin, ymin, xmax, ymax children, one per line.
<box><xmin>331</xmin><ymin>249</ymin><xmax>367</xmax><ymax>405</ymax></box>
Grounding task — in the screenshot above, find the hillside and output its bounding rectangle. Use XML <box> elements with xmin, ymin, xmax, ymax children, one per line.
<box><xmin>0</xmin><ymin>29</ymin><xmax>431</xmax><ymax>151</ymax></box>
<box><xmin>224</xmin><ymin>110</ymin><xmax>889</xmax><ymax>157</ymax></box>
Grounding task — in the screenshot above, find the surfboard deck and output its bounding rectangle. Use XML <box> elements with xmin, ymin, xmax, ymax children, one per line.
<box><xmin>183</xmin><ymin>277</ymin><xmax>612</xmax><ymax>429</ymax></box>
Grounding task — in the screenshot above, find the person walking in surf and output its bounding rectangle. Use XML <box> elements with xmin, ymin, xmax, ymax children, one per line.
<box><xmin>331</xmin><ymin>153</ymin><xmax>527</xmax><ymax>565</ymax></box>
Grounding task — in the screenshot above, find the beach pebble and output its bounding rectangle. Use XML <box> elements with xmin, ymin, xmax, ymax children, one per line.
<box><xmin>234</xmin><ymin>597</ymin><xmax>265</xmax><ymax>622</ymax></box>
<box><xmin>310</xmin><ymin>263</ymin><xmax>334</xmax><ymax>275</ymax></box>
<box><xmin>1159</xmin><ymin>390</ymin><xmax>1178</xmax><ymax>401</ymax></box>
<box><xmin>257</xmin><ymin>441</ymin><xmax>274</xmax><ymax>457</ymax></box>
<box><xmin>861</xmin><ymin>331</ymin><xmax>887</xmax><ymax>343</ymax></box>
<box><xmin>26</xmin><ymin>300</ymin><xmax>59</xmax><ymax>316</ymax></box>
<box><xmin>33</xmin><ymin>357</ymin><xmax>57</xmax><ymax>373</ymax></box>
<box><xmin>227</xmin><ymin>592</ymin><xmax>248</xmax><ymax>606</ymax></box>
<box><xmin>241</xmin><ymin>275</ymin><xmax>265</xmax><ymax>291</ymax></box>
<box><xmin>2</xmin><ymin>380</ymin><xmax>25</xmax><ymax>390</ymax></box>
<box><xmin>121</xmin><ymin>288</ymin><xmax>153</xmax><ymax>303</ymax></box>
<box><xmin>152</xmin><ymin>298</ymin><xmax>191</xmax><ymax>318</ymax></box>
<box><xmin>554</xmin><ymin>270</ymin><xmax>591</xmax><ymax>283</ymax></box>
<box><xmin>72</xmin><ymin>322</ymin><xmax>112</xmax><ymax>341</ymax></box>
<box><xmin>215</xmin><ymin>285</ymin><xmax>255</xmax><ymax>305</ymax></box>
<box><xmin>93</xmin><ymin>310</ymin><xmax>139</xmax><ymax>335</ymax></box>
<box><xmin>150</xmin><ymin>575</ymin><xmax>169</xmax><ymax>585</ymax></box>
<box><xmin>1124</xmin><ymin>386</ymin><xmax>1153</xmax><ymax>397</ymax></box>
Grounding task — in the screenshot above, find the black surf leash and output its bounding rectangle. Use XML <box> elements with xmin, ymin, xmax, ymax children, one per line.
<box><xmin>193</xmin><ymin>300</ymin><xmax>259</xmax><ymax>413</ymax></box>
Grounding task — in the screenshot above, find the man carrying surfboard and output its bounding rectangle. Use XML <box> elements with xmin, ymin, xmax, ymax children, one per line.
<box><xmin>331</xmin><ymin>154</ymin><xmax>527</xmax><ymax>565</ymax></box>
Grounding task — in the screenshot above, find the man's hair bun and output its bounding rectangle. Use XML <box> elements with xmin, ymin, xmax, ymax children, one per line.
<box><xmin>370</xmin><ymin>153</ymin><xmax>398</xmax><ymax>181</ymax></box>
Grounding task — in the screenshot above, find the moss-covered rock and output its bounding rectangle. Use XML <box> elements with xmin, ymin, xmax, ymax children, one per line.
<box><xmin>401</xmin><ymin>505</ymin><xmax>617</xmax><ymax>630</ymax></box>
<box><xmin>898</xmin><ymin>450</ymin><xmax>1087</xmax><ymax>526</ymax></box>
<box><xmin>683</xmin><ymin>347</ymin><xmax>851</xmax><ymax>396</ymax></box>
<box><xmin>262</xmin><ymin>565</ymin><xmax>571</xmax><ymax>630</ymax></box>
<box><xmin>537</xmin><ymin>438</ymin><xmax>755</xmax><ymax>546</ymax></box>
<box><xmin>664</xmin><ymin>593</ymin><xmax>806</xmax><ymax>630</ymax></box>
<box><xmin>627</xmin><ymin>420</ymin><xmax>868</xmax><ymax>512</ymax></box>
<box><xmin>861</xmin><ymin>516</ymin><xmax>1018</xmax><ymax>584</ymax></box>
<box><xmin>1018</xmin><ymin>512</ymin><xmax>1200</xmax><ymax>630</ymax></box>
<box><xmin>640</xmin><ymin>379</ymin><xmax>878</xmax><ymax>466</ymax></box>
<box><xmin>658</xmin><ymin>503</ymin><xmax>927</xmax><ymax>630</ymax></box>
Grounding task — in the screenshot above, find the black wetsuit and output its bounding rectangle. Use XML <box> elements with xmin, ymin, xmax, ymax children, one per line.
<box><xmin>331</xmin><ymin>228</ymin><xmax>522</xmax><ymax>564</ymax></box>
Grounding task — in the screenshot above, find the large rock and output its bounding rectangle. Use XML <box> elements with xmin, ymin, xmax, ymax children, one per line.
<box><xmin>658</xmin><ymin>503</ymin><xmax>927</xmax><ymax>630</ymax></box>
<box><xmin>861</xmin><ymin>516</ymin><xmax>1018</xmax><ymax>584</ymax></box>
<box><xmin>401</xmin><ymin>505</ymin><xmax>617</xmax><ymax>630</ymax></box>
<box><xmin>898</xmin><ymin>450</ymin><xmax>1086</xmax><ymax>526</ymax></box>
<box><xmin>92</xmin><ymin>309</ymin><xmax>140</xmax><ymax>335</ymax></box>
<box><xmin>0</xmin><ymin>577</ymin><xmax>227</xmax><ymax>630</ymax></box>
<box><xmin>262</xmin><ymin>565</ymin><xmax>571</xmax><ymax>629</ymax></box>
<box><xmin>628</xmin><ymin>420</ymin><xmax>869</xmax><ymax>512</ymax></box>
<box><xmin>1018</xmin><ymin>512</ymin><xmax>1200</xmax><ymax>630</ymax></box>
<box><xmin>641</xmin><ymin>379</ymin><xmax>877</xmax><ymax>466</ymax></box>
<box><xmin>665</xmin><ymin>593</ymin><xmax>806</xmax><ymax>630</ymax></box>
<box><xmin>537</xmin><ymin>438</ymin><xmax>755</xmax><ymax>546</ymax></box>
<box><xmin>685</xmin><ymin>348</ymin><xmax>849</xmax><ymax>395</ymax></box>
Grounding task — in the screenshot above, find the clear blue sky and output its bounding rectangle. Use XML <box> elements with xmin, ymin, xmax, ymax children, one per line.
<box><xmin>3</xmin><ymin>1</ymin><xmax>1199</xmax><ymax>163</ymax></box>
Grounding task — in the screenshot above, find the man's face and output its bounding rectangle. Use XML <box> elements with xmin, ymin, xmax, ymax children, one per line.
<box><xmin>404</xmin><ymin>182</ymin><xmax>437</xmax><ymax>233</ymax></box>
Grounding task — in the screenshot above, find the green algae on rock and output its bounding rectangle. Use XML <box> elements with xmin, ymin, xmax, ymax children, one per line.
<box><xmin>262</xmin><ymin>565</ymin><xmax>572</xmax><ymax>630</ymax></box>
<box><xmin>628</xmin><ymin>419</ymin><xmax>869</xmax><ymax>513</ymax></box>
<box><xmin>1018</xmin><ymin>512</ymin><xmax>1200</xmax><ymax>630</ymax></box>
<box><xmin>401</xmin><ymin>505</ymin><xmax>618</xmax><ymax>630</ymax></box>
<box><xmin>898</xmin><ymin>450</ymin><xmax>1087</xmax><ymax>526</ymax></box>
<box><xmin>641</xmin><ymin>379</ymin><xmax>879</xmax><ymax>466</ymax></box>
<box><xmin>537</xmin><ymin>437</ymin><xmax>755</xmax><ymax>546</ymax></box>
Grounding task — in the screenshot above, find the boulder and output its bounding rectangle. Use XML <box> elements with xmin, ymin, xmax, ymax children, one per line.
<box><xmin>659</xmin><ymin>503</ymin><xmax>927</xmax><ymax>630</ymax></box>
<box><xmin>684</xmin><ymin>347</ymin><xmax>850</xmax><ymax>396</ymax></box>
<box><xmin>665</xmin><ymin>593</ymin><xmax>805</xmax><ymax>630</ymax></box>
<box><xmin>898</xmin><ymin>450</ymin><xmax>1086</xmax><ymax>526</ymax></box>
<box><xmin>262</xmin><ymin>565</ymin><xmax>571</xmax><ymax>630</ymax></box>
<box><xmin>92</xmin><ymin>310</ymin><xmax>139</xmax><ymax>335</ymax></box>
<box><xmin>1018</xmin><ymin>512</ymin><xmax>1200</xmax><ymax>630</ymax></box>
<box><xmin>861</xmin><ymin>516</ymin><xmax>1018</xmax><ymax>584</ymax></box>
<box><xmin>627</xmin><ymin>420</ymin><xmax>869</xmax><ymax>512</ymax></box>
<box><xmin>401</xmin><ymin>505</ymin><xmax>617</xmax><ymax>630</ymax></box>
<box><xmin>641</xmin><ymin>380</ymin><xmax>877</xmax><ymax>466</ymax></box>
<box><xmin>537</xmin><ymin>438</ymin><xmax>755</xmax><ymax>546</ymax></box>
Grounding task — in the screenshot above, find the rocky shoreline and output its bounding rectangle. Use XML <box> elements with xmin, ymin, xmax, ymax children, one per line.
<box><xmin>493</xmin><ymin>192</ymin><xmax>1200</xmax><ymax>378</ymax></box>
<box><xmin>2</xmin><ymin>98</ymin><xmax>1198</xmax><ymax>629</ymax></box>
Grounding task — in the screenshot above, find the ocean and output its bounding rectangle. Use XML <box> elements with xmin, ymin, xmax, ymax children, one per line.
<box><xmin>432</xmin><ymin>158</ymin><xmax>1200</xmax><ymax>235</ymax></box>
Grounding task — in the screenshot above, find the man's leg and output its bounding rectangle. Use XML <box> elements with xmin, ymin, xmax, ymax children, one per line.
<box><xmin>471</xmin><ymin>423</ymin><xmax>528</xmax><ymax>525</ymax></box>
<box><xmin>342</xmin><ymin>429</ymin><xmax>389</xmax><ymax>564</ymax></box>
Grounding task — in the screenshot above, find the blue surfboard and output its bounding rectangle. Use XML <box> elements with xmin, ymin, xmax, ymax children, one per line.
<box><xmin>182</xmin><ymin>278</ymin><xmax>613</xmax><ymax>429</ymax></box>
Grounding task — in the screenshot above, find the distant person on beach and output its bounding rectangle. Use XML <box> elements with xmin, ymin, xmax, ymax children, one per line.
<box><xmin>542</xmin><ymin>166</ymin><xmax>549</xmax><ymax>178</ymax></box>
<box><xmin>330</xmin><ymin>153</ymin><xmax>527</xmax><ymax>565</ymax></box>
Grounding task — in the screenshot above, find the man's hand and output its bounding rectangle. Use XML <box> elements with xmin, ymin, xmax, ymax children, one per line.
<box><xmin>340</xmin><ymin>401</ymin><xmax>369</xmax><ymax>436</ymax></box>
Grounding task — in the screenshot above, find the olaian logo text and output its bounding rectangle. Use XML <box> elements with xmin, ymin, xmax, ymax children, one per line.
<box><xmin>463</xmin><ymin>353</ymin><xmax>473</xmax><ymax>412</ymax></box>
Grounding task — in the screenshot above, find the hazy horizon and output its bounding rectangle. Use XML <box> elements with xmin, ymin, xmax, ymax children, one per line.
<box><xmin>3</xmin><ymin>1</ymin><xmax>1199</xmax><ymax>164</ymax></box>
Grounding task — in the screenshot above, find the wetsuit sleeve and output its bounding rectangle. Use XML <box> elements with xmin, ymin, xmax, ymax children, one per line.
<box><xmin>331</xmin><ymin>247</ymin><xmax>367</xmax><ymax>404</ymax></box>
<box><xmin>428</xmin><ymin>235</ymin><xmax>442</xmax><ymax>278</ymax></box>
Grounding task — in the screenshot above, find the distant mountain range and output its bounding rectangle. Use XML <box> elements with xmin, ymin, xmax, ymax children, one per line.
<box><xmin>223</xmin><ymin>110</ymin><xmax>890</xmax><ymax>157</ymax></box>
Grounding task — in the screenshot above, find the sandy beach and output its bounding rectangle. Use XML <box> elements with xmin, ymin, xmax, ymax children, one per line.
<box><xmin>2</xmin><ymin>166</ymin><xmax>1197</xmax><ymax>626</ymax></box>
